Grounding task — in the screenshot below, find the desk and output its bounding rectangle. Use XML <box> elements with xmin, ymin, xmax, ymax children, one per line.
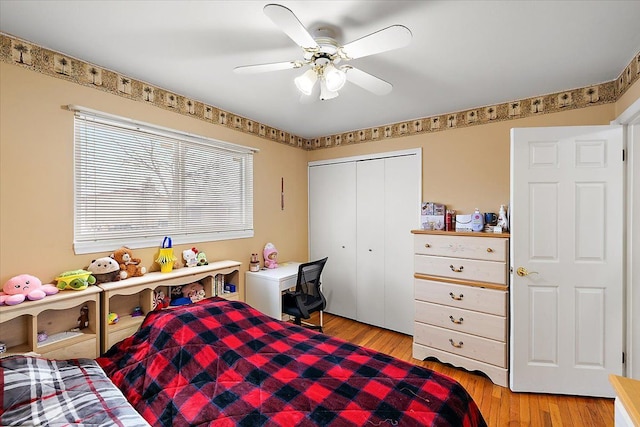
<box><xmin>245</xmin><ymin>262</ymin><xmax>300</xmax><ymax>319</ymax></box>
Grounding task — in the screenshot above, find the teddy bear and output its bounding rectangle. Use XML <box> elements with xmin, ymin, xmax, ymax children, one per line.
<box><xmin>87</xmin><ymin>257</ymin><xmax>121</xmax><ymax>284</ymax></box>
<box><xmin>0</xmin><ymin>274</ymin><xmax>59</xmax><ymax>306</ymax></box>
<box><xmin>77</xmin><ymin>305</ymin><xmax>89</xmax><ymax>329</ymax></box>
<box><xmin>111</xmin><ymin>246</ymin><xmax>146</xmax><ymax>280</ymax></box>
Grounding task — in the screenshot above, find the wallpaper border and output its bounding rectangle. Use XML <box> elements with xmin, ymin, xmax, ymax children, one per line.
<box><xmin>1</xmin><ymin>32</ymin><xmax>639</xmax><ymax>151</ymax></box>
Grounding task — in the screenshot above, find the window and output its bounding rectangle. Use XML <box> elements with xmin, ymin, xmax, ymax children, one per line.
<box><xmin>72</xmin><ymin>106</ymin><xmax>255</xmax><ymax>255</ymax></box>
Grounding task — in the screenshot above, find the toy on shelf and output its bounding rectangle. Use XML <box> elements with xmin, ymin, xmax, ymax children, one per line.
<box><xmin>77</xmin><ymin>305</ymin><xmax>89</xmax><ymax>329</ymax></box>
<box><xmin>182</xmin><ymin>248</ymin><xmax>198</xmax><ymax>268</ymax></box>
<box><xmin>37</xmin><ymin>331</ymin><xmax>48</xmax><ymax>342</ymax></box>
<box><xmin>170</xmin><ymin>281</ymin><xmax>205</xmax><ymax>306</ymax></box>
<box><xmin>131</xmin><ymin>306</ymin><xmax>144</xmax><ymax>317</ymax></box>
<box><xmin>263</xmin><ymin>242</ymin><xmax>278</xmax><ymax>269</ymax></box>
<box><xmin>156</xmin><ymin>237</ymin><xmax>176</xmax><ymax>273</ymax></box>
<box><xmin>194</xmin><ymin>248</ymin><xmax>208</xmax><ymax>266</ymax></box>
<box><xmin>107</xmin><ymin>312</ymin><xmax>119</xmax><ymax>325</ymax></box>
<box><xmin>111</xmin><ymin>246</ymin><xmax>146</xmax><ymax>279</ymax></box>
<box><xmin>0</xmin><ymin>274</ymin><xmax>59</xmax><ymax>306</ymax></box>
<box><xmin>153</xmin><ymin>290</ymin><xmax>169</xmax><ymax>310</ymax></box>
<box><xmin>55</xmin><ymin>269</ymin><xmax>97</xmax><ymax>291</ymax></box>
<box><xmin>87</xmin><ymin>257</ymin><xmax>121</xmax><ymax>284</ymax></box>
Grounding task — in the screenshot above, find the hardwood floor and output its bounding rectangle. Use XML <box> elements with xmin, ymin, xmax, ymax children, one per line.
<box><xmin>315</xmin><ymin>313</ymin><xmax>614</xmax><ymax>427</ymax></box>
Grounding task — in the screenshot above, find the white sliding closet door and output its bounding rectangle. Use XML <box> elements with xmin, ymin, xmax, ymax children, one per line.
<box><xmin>309</xmin><ymin>149</ymin><xmax>421</xmax><ymax>334</ymax></box>
<box><xmin>384</xmin><ymin>154</ymin><xmax>421</xmax><ymax>335</ymax></box>
<box><xmin>356</xmin><ymin>159</ymin><xmax>386</xmax><ymax>328</ymax></box>
<box><xmin>309</xmin><ymin>162</ymin><xmax>357</xmax><ymax>319</ymax></box>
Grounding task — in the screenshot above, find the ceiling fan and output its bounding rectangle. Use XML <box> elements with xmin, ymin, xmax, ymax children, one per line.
<box><xmin>234</xmin><ymin>3</ymin><xmax>412</xmax><ymax>101</ymax></box>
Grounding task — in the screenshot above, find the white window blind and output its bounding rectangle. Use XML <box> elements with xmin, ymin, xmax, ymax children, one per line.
<box><xmin>72</xmin><ymin>107</ymin><xmax>255</xmax><ymax>254</ymax></box>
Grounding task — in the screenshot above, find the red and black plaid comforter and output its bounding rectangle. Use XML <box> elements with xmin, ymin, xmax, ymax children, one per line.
<box><xmin>97</xmin><ymin>297</ymin><xmax>486</xmax><ymax>427</ymax></box>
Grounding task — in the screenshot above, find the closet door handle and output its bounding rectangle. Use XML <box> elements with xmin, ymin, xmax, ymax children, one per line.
<box><xmin>449</xmin><ymin>265</ymin><xmax>464</xmax><ymax>273</ymax></box>
<box><xmin>449</xmin><ymin>316</ymin><xmax>464</xmax><ymax>324</ymax></box>
<box><xmin>449</xmin><ymin>339</ymin><xmax>463</xmax><ymax>348</ymax></box>
<box><xmin>449</xmin><ymin>292</ymin><xmax>463</xmax><ymax>301</ymax></box>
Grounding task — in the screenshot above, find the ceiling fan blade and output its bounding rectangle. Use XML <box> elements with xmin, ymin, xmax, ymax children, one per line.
<box><xmin>264</xmin><ymin>4</ymin><xmax>319</xmax><ymax>50</ymax></box>
<box><xmin>340</xmin><ymin>25</ymin><xmax>412</xmax><ymax>60</ymax></box>
<box><xmin>234</xmin><ymin>61</ymin><xmax>302</xmax><ymax>74</ymax></box>
<box><xmin>344</xmin><ymin>66</ymin><xmax>393</xmax><ymax>95</ymax></box>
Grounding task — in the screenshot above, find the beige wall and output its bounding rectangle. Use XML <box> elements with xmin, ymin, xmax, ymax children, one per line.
<box><xmin>306</xmin><ymin>104</ymin><xmax>618</xmax><ymax>214</ymax></box>
<box><xmin>0</xmin><ymin>63</ymin><xmax>308</xmax><ymax>295</ymax></box>
<box><xmin>1</xmin><ymin>61</ymin><xmax>639</xmax><ymax>291</ymax></box>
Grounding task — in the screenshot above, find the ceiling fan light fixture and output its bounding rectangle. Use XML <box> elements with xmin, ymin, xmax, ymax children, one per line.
<box><xmin>294</xmin><ymin>68</ymin><xmax>318</xmax><ymax>95</ymax></box>
<box><xmin>323</xmin><ymin>63</ymin><xmax>346</xmax><ymax>92</ymax></box>
<box><xmin>320</xmin><ymin>79</ymin><xmax>339</xmax><ymax>101</ymax></box>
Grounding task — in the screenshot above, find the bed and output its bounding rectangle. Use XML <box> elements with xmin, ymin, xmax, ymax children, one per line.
<box><xmin>1</xmin><ymin>356</ymin><xmax>150</xmax><ymax>426</ymax></box>
<box><xmin>98</xmin><ymin>297</ymin><xmax>486</xmax><ymax>426</ymax></box>
<box><xmin>2</xmin><ymin>297</ymin><xmax>487</xmax><ymax>426</ymax></box>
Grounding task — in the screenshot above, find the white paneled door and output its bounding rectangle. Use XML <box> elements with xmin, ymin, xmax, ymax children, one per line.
<box><xmin>510</xmin><ymin>126</ymin><xmax>624</xmax><ymax>397</ymax></box>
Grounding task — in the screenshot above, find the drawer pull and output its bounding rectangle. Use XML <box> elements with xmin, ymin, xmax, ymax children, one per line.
<box><xmin>486</xmin><ymin>247</ymin><xmax>493</xmax><ymax>253</ymax></box>
<box><xmin>449</xmin><ymin>315</ymin><xmax>464</xmax><ymax>324</ymax></box>
<box><xmin>449</xmin><ymin>292</ymin><xmax>464</xmax><ymax>301</ymax></box>
<box><xmin>449</xmin><ymin>265</ymin><xmax>464</xmax><ymax>273</ymax></box>
<box><xmin>449</xmin><ymin>339</ymin><xmax>464</xmax><ymax>348</ymax></box>
<box><xmin>424</xmin><ymin>243</ymin><xmax>431</xmax><ymax>248</ymax></box>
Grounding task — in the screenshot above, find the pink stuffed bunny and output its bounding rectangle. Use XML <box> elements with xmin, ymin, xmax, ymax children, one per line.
<box><xmin>0</xmin><ymin>274</ymin><xmax>59</xmax><ymax>305</ymax></box>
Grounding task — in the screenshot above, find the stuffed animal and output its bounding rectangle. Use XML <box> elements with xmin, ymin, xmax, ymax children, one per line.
<box><xmin>87</xmin><ymin>257</ymin><xmax>121</xmax><ymax>284</ymax></box>
<box><xmin>169</xmin><ymin>281</ymin><xmax>205</xmax><ymax>306</ymax></box>
<box><xmin>111</xmin><ymin>246</ymin><xmax>146</xmax><ymax>279</ymax></box>
<box><xmin>153</xmin><ymin>290</ymin><xmax>169</xmax><ymax>310</ymax></box>
<box><xmin>55</xmin><ymin>269</ymin><xmax>97</xmax><ymax>291</ymax></box>
<box><xmin>0</xmin><ymin>274</ymin><xmax>59</xmax><ymax>306</ymax></box>
<box><xmin>183</xmin><ymin>281</ymin><xmax>205</xmax><ymax>303</ymax></box>
<box><xmin>182</xmin><ymin>248</ymin><xmax>197</xmax><ymax>268</ymax></box>
<box><xmin>263</xmin><ymin>242</ymin><xmax>278</xmax><ymax>269</ymax></box>
<box><xmin>107</xmin><ymin>312</ymin><xmax>119</xmax><ymax>325</ymax></box>
<box><xmin>195</xmin><ymin>249</ymin><xmax>208</xmax><ymax>266</ymax></box>
<box><xmin>77</xmin><ymin>305</ymin><xmax>89</xmax><ymax>329</ymax></box>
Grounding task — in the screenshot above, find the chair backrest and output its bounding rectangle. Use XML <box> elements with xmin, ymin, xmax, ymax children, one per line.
<box><xmin>296</xmin><ymin>257</ymin><xmax>328</xmax><ymax>298</ymax></box>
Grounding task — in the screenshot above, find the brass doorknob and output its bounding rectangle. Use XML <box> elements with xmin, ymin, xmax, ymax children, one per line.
<box><xmin>516</xmin><ymin>267</ymin><xmax>538</xmax><ymax>277</ymax></box>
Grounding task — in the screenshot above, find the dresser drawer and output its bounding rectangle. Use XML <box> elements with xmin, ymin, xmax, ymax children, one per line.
<box><xmin>414</xmin><ymin>322</ymin><xmax>506</xmax><ymax>368</ymax></box>
<box><xmin>415</xmin><ymin>300</ymin><xmax>506</xmax><ymax>341</ymax></box>
<box><xmin>415</xmin><ymin>278</ymin><xmax>507</xmax><ymax>316</ymax></box>
<box><xmin>414</xmin><ymin>234</ymin><xmax>508</xmax><ymax>262</ymax></box>
<box><xmin>415</xmin><ymin>254</ymin><xmax>507</xmax><ymax>285</ymax></box>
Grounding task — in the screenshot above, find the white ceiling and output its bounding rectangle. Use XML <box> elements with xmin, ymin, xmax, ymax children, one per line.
<box><xmin>1</xmin><ymin>0</ymin><xmax>639</xmax><ymax>139</ymax></box>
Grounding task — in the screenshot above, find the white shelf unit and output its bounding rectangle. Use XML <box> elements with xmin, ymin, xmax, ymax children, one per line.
<box><xmin>0</xmin><ymin>286</ymin><xmax>101</xmax><ymax>359</ymax></box>
<box><xmin>98</xmin><ymin>260</ymin><xmax>242</xmax><ymax>353</ymax></box>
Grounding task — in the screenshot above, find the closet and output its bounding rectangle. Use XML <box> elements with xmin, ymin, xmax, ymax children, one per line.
<box><xmin>309</xmin><ymin>149</ymin><xmax>421</xmax><ymax>335</ymax></box>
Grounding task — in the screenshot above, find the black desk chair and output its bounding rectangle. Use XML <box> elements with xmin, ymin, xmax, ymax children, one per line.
<box><xmin>282</xmin><ymin>257</ymin><xmax>328</xmax><ymax>332</ymax></box>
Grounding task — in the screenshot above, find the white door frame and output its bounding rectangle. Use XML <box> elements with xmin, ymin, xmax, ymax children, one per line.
<box><xmin>612</xmin><ymin>97</ymin><xmax>640</xmax><ymax>379</ymax></box>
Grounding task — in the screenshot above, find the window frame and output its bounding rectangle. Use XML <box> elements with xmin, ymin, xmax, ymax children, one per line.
<box><xmin>70</xmin><ymin>105</ymin><xmax>257</xmax><ymax>255</ymax></box>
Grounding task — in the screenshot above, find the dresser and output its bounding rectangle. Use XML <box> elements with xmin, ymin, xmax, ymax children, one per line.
<box><xmin>412</xmin><ymin>230</ymin><xmax>510</xmax><ymax>387</ymax></box>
